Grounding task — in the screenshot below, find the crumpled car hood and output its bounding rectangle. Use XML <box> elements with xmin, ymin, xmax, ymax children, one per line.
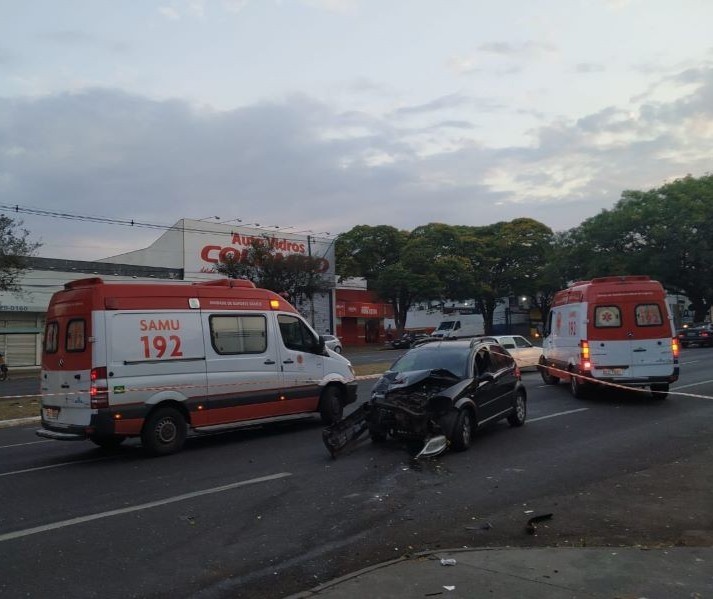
<box><xmin>372</xmin><ymin>368</ymin><xmax>471</xmax><ymax>403</ymax></box>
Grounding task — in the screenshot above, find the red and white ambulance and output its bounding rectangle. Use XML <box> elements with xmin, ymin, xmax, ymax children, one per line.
<box><xmin>38</xmin><ymin>277</ymin><xmax>357</xmax><ymax>455</ymax></box>
<box><xmin>539</xmin><ymin>276</ymin><xmax>679</xmax><ymax>399</ymax></box>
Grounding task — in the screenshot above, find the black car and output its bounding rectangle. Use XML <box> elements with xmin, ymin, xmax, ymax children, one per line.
<box><xmin>390</xmin><ymin>332</ymin><xmax>430</xmax><ymax>349</ymax></box>
<box><xmin>368</xmin><ymin>339</ymin><xmax>527</xmax><ymax>451</ymax></box>
<box><xmin>677</xmin><ymin>323</ymin><xmax>713</xmax><ymax>347</ymax></box>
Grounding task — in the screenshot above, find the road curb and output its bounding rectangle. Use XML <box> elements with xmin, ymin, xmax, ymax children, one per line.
<box><xmin>0</xmin><ymin>416</ymin><xmax>40</xmax><ymax>429</ymax></box>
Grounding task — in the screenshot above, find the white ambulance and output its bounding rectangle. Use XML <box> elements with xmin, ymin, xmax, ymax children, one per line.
<box><xmin>539</xmin><ymin>276</ymin><xmax>679</xmax><ymax>399</ymax></box>
<box><xmin>38</xmin><ymin>277</ymin><xmax>357</xmax><ymax>455</ymax></box>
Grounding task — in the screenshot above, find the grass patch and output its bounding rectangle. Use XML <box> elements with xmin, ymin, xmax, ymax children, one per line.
<box><xmin>0</xmin><ymin>396</ymin><xmax>41</xmax><ymax>421</ymax></box>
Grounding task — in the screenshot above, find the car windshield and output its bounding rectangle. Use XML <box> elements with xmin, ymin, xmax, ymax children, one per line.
<box><xmin>437</xmin><ymin>321</ymin><xmax>455</xmax><ymax>330</ymax></box>
<box><xmin>389</xmin><ymin>346</ymin><xmax>469</xmax><ymax>378</ymax></box>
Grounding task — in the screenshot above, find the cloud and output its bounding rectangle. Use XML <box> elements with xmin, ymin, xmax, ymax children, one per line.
<box><xmin>575</xmin><ymin>63</ymin><xmax>606</xmax><ymax>74</ymax></box>
<box><xmin>300</xmin><ymin>0</ymin><xmax>359</xmax><ymax>14</ymax></box>
<box><xmin>1</xmin><ymin>65</ymin><xmax>712</xmax><ymax>260</ymax></box>
<box><xmin>158</xmin><ymin>6</ymin><xmax>181</xmax><ymax>20</ymax></box>
<box><xmin>478</xmin><ymin>40</ymin><xmax>558</xmax><ymax>58</ymax></box>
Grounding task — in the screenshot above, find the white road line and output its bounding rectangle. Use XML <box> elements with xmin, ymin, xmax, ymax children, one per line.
<box><xmin>0</xmin><ymin>456</ymin><xmax>114</xmax><ymax>477</ymax></box>
<box><xmin>528</xmin><ymin>408</ymin><xmax>589</xmax><ymax>423</ymax></box>
<box><xmin>0</xmin><ymin>440</ymin><xmax>53</xmax><ymax>449</ymax></box>
<box><xmin>673</xmin><ymin>379</ymin><xmax>713</xmax><ymax>391</ymax></box>
<box><xmin>0</xmin><ymin>472</ymin><xmax>292</xmax><ymax>543</ymax></box>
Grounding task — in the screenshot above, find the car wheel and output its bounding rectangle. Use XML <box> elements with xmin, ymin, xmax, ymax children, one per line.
<box><xmin>569</xmin><ymin>370</ymin><xmax>586</xmax><ymax>399</ymax></box>
<box><xmin>507</xmin><ymin>391</ymin><xmax>526</xmax><ymax>427</ymax></box>
<box><xmin>141</xmin><ymin>407</ymin><xmax>187</xmax><ymax>456</ymax></box>
<box><xmin>334</xmin><ymin>345</ymin><xmax>342</xmax><ymax>354</ymax></box>
<box><xmin>539</xmin><ymin>361</ymin><xmax>560</xmax><ymax>385</ymax></box>
<box><xmin>650</xmin><ymin>383</ymin><xmax>669</xmax><ymax>400</ymax></box>
<box><xmin>681</xmin><ymin>342</ymin><xmax>688</xmax><ymax>348</ymax></box>
<box><xmin>319</xmin><ymin>385</ymin><xmax>344</xmax><ymax>425</ymax></box>
<box><xmin>89</xmin><ymin>434</ymin><xmax>126</xmax><ymax>450</ymax></box>
<box><xmin>449</xmin><ymin>408</ymin><xmax>473</xmax><ymax>452</ymax></box>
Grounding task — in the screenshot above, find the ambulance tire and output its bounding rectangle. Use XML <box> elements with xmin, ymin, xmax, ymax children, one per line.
<box><xmin>540</xmin><ymin>365</ymin><xmax>560</xmax><ymax>385</ymax></box>
<box><xmin>569</xmin><ymin>371</ymin><xmax>587</xmax><ymax>399</ymax></box>
<box><xmin>141</xmin><ymin>407</ymin><xmax>187</xmax><ymax>456</ymax></box>
<box><xmin>319</xmin><ymin>385</ymin><xmax>344</xmax><ymax>425</ymax></box>
<box><xmin>89</xmin><ymin>434</ymin><xmax>126</xmax><ymax>451</ymax></box>
<box><xmin>650</xmin><ymin>383</ymin><xmax>669</xmax><ymax>400</ymax></box>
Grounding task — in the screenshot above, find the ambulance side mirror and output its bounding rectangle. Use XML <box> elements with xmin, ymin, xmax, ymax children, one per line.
<box><xmin>317</xmin><ymin>335</ymin><xmax>327</xmax><ymax>355</ymax></box>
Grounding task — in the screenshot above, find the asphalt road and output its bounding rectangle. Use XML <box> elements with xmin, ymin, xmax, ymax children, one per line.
<box><xmin>1</xmin><ymin>349</ymin><xmax>712</xmax><ymax>598</ymax></box>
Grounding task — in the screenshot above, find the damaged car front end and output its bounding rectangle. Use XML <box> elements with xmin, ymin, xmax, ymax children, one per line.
<box><xmin>323</xmin><ymin>339</ymin><xmax>527</xmax><ymax>458</ymax></box>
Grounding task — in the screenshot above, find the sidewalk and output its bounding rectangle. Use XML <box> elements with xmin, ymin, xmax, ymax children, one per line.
<box><xmin>289</xmin><ymin>546</ymin><xmax>713</xmax><ymax>598</ymax></box>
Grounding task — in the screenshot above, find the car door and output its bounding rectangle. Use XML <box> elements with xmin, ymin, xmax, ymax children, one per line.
<box><xmin>276</xmin><ymin>313</ymin><xmax>325</xmax><ymax>415</ymax></box>
<box><xmin>485</xmin><ymin>343</ymin><xmax>519</xmax><ymax>418</ymax></box>
<box><xmin>473</xmin><ymin>346</ymin><xmax>501</xmax><ymax>422</ymax></box>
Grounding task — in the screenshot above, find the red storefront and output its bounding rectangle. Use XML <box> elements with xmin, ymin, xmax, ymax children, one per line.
<box><xmin>335</xmin><ymin>289</ymin><xmax>393</xmax><ymax>346</ymax></box>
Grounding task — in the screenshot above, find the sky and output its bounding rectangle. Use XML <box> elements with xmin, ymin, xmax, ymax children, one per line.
<box><xmin>1</xmin><ymin>0</ymin><xmax>712</xmax><ymax>261</ymax></box>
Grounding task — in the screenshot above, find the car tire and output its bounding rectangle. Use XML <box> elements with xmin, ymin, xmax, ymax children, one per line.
<box><xmin>681</xmin><ymin>342</ymin><xmax>688</xmax><ymax>348</ymax></box>
<box><xmin>569</xmin><ymin>370</ymin><xmax>586</xmax><ymax>399</ymax></box>
<box><xmin>334</xmin><ymin>346</ymin><xmax>342</xmax><ymax>354</ymax></box>
<box><xmin>449</xmin><ymin>408</ymin><xmax>473</xmax><ymax>452</ymax></box>
<box><xmin>540</xmin><ymin>362</ymin><xmax>560</xmax><ymax>385</ymax></box>
<box><xmin>507</xmin><ymin>391</ymin><xmax>526</xmax><ymax>427</ymax></box>
<box><xmin>141</xmin><ymin>407</ymin><xmax>187</xmax><ymax>456</ymax></box>
<box><xmin>89</xmin><ymin>434</ymin><xmax>126</xmax><ymax>450</ymax></box>
<box><xmin>319</xmin><ymin>385</ymin><xmax>344</xmax><ymax>425</ymax></box>
<box><xmin>650</xmin><ymin>383</ymin><xmax>669</xmax><ymax>400</ymax></box>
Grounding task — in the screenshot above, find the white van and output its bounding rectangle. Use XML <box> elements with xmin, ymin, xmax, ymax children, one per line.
<box><xmin>539</xmin><ymin>276</ymin><xmax>679</xmax><ymax>399</ymax></box>
<box><xmin>430</xmin><ymin>314</ymin><xmax>485</xmax><ymax>339</ymax></box>
<box><xmin>38</xmin><ymin>277</ymin><xmax>357</xmax><ymax>455</ymax></box>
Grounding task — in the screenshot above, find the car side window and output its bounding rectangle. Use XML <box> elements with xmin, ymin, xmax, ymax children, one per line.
<box><xmin>474</xmin><ymin>347</ymin><xmax>493</xmax><ymax>377</ymax></box>
<box><xmin>278</xmin><ymin>314</ymin><xmax>319</xmax><ymax>353</ymax></box>
<box><xmin>490</xmin><ymin>344</ymin><xmax>515</xmax><ymax>370</ymax></box>
<box><xmin>514</xmin><ymin>336</ymin><xmax>531</xmax><ymax>348</ymax></box>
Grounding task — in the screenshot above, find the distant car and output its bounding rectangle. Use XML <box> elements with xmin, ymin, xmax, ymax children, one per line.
<box><xmin>390</xmin><ymin>333</ymin><xmax>430</xmax><ymax>349</ymax></box>
<box><xmin>481</xmin><ymin>335</ymin><xmax>543</xmax><ymax>370</ymax></box>
<box><xmin>323</xmin><ymin>334</ymin><xmax>343</xmax><ymax>353</ymax></box>
<box><xmin>368</xmin><ymin>338</ymin><xmax>527</xmax><ymax>452</ymax></box>
<box><xmin>677</xmin><ymin>323</ymin><xmax>713</xmax><ymax>348</ymax></box>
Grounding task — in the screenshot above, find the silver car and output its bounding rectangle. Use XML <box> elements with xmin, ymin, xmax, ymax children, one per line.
<box><xmin>323</xmin><ymin>334</ymin><xmax>343</xmax><ymax>353</ymax></box>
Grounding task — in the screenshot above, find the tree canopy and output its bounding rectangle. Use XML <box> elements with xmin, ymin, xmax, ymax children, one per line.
<box><xmin>0</xmin><ymin>216</ymin><xmax>41</xmax><ymax>292</ymax></box>
<box><xmin>215</xmin><ymin>235</ymin><xmax>331</xmax><ymax>309</ymax></box>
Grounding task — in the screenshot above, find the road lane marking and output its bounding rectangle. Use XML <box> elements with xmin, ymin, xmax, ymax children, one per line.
<box><xmin>0</xmin><ymin>440</ymin><xmax>53</xmax><ymax>450</ymax></box>
<box><xmin>528</xmin><ymin>408</ymin><xmax>589</xmax><ymax>423</ymax></box>
<box><xmin>673</xmin><ymin>379</ymin><xmax>713</xmax><ymax>390</ymax></box>
<box><xmin>0</xmin><ymin>472</ymin><xmax>292</xmax><ymax>543</ymax></box>
<box><xmin>0</xmin><ymin>456</ymin><xmax>115</xmax><ymax>477</ymax></box>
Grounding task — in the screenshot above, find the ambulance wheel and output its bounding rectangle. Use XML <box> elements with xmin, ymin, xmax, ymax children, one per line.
<box><xmin>141</xmin><ymin>407</ymin><xmax>187</xmax><ymax>456</ymax></box>
<box><xmin>650</xmin><ymin>383</ymin><xmax>669</xmax><ymax>400</ymax></box>
<box><xmin>569</xmin><ymin>371</ymin><xmax>586</xmax><ymax>399</ymax></box>
<box><xmin>449</xmin><ymin>408</ymin><xmax>473</xmax><ymax>452</ymax></box>
<box><xmin>540</xmin><ymin>364</ymin><xmax>559</xmax><ymax>385</ymax></box>
<box><xmin>89</xmin><ymin>434</ymin><xmax>126</xmax><ymax>450</ymax></box>
<box><xmin>319</xmin><ymin>385</ymin><xmax>344</xmax><ymax>425</ymax></box>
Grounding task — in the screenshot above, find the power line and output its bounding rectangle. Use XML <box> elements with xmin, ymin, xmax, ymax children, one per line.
<box><xmin>0</xmin><ymin>204</ymin><xmax>340</xmax><ymax>241</ymax></box>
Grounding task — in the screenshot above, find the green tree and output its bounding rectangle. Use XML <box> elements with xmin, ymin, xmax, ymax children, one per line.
<box><xmin>456</xmin><ymin>219</ymin><xmax>553</xmax><ymax>334</ymax></box>
<box><xmin>566</xmin><ymin>174</ymin><xmax>713</xmax><ymax>321</ymax></box>
<box><xmin>215</xmin><ymin>236</ymin><xmax>331</xmax><ymax>309</ymax></box>
<box><xmin>0</xmin><ymin>216</ymin><xmax>41</xmax><ymax>291</ymax></box>
<box><xmin>336</xmin><ymin>225</ymin><xmax>437</xmax><ymax>333</ymax></box>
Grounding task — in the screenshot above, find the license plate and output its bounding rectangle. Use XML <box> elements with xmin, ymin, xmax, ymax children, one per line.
<box><xmin>602</xmin><ymin>368</ymin><xmax>624</xmax><ymax>376</ymax></box>
<box><xmin>43</xmin><ymin>407</ymin><xmax>60</xmax><ymax>420</ymax></box>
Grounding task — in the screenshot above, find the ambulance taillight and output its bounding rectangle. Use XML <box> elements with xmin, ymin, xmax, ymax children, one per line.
<box><xmin>671</xmin><ymin>338</ymin><xmax>680</xmax><ymax>360</ymax></box>
<box><xmin>90</xmin><ymin>366</ymin><xmax>109</xmax><ymax>409</ymax></box>
<box><xmin>580</xmin><ymin>340</ymin><xmax>591</xmax><ymax>371</ymax></box>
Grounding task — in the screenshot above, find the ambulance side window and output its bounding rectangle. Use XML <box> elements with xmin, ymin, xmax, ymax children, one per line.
<box><xmin>66</xmin><ymin>319</ymin><xmax>86</xmax><ymax>352</ymax></box>
<box><xmin>635</xmin><ymin>304</ymin><xmax>663</xmax><ymax>326</ymax></box>
<box><xmin>594</xmin><ymin>305</ymin><xmax>621</xmax><ymax>328</ymax></box>
<box><xmin>278</xmin><ymin>314</ymin><xmax>319</xmax><ymax>353</ymax></box>
<box><xmin>209</xmin><ymin>315</ymin><xmax>267</xmax><ymax>354</ymax></box>
<box><xmin>44</xmin><ymin>322</ymin><xmax>59</xmax><ymax>354</ymax></box>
